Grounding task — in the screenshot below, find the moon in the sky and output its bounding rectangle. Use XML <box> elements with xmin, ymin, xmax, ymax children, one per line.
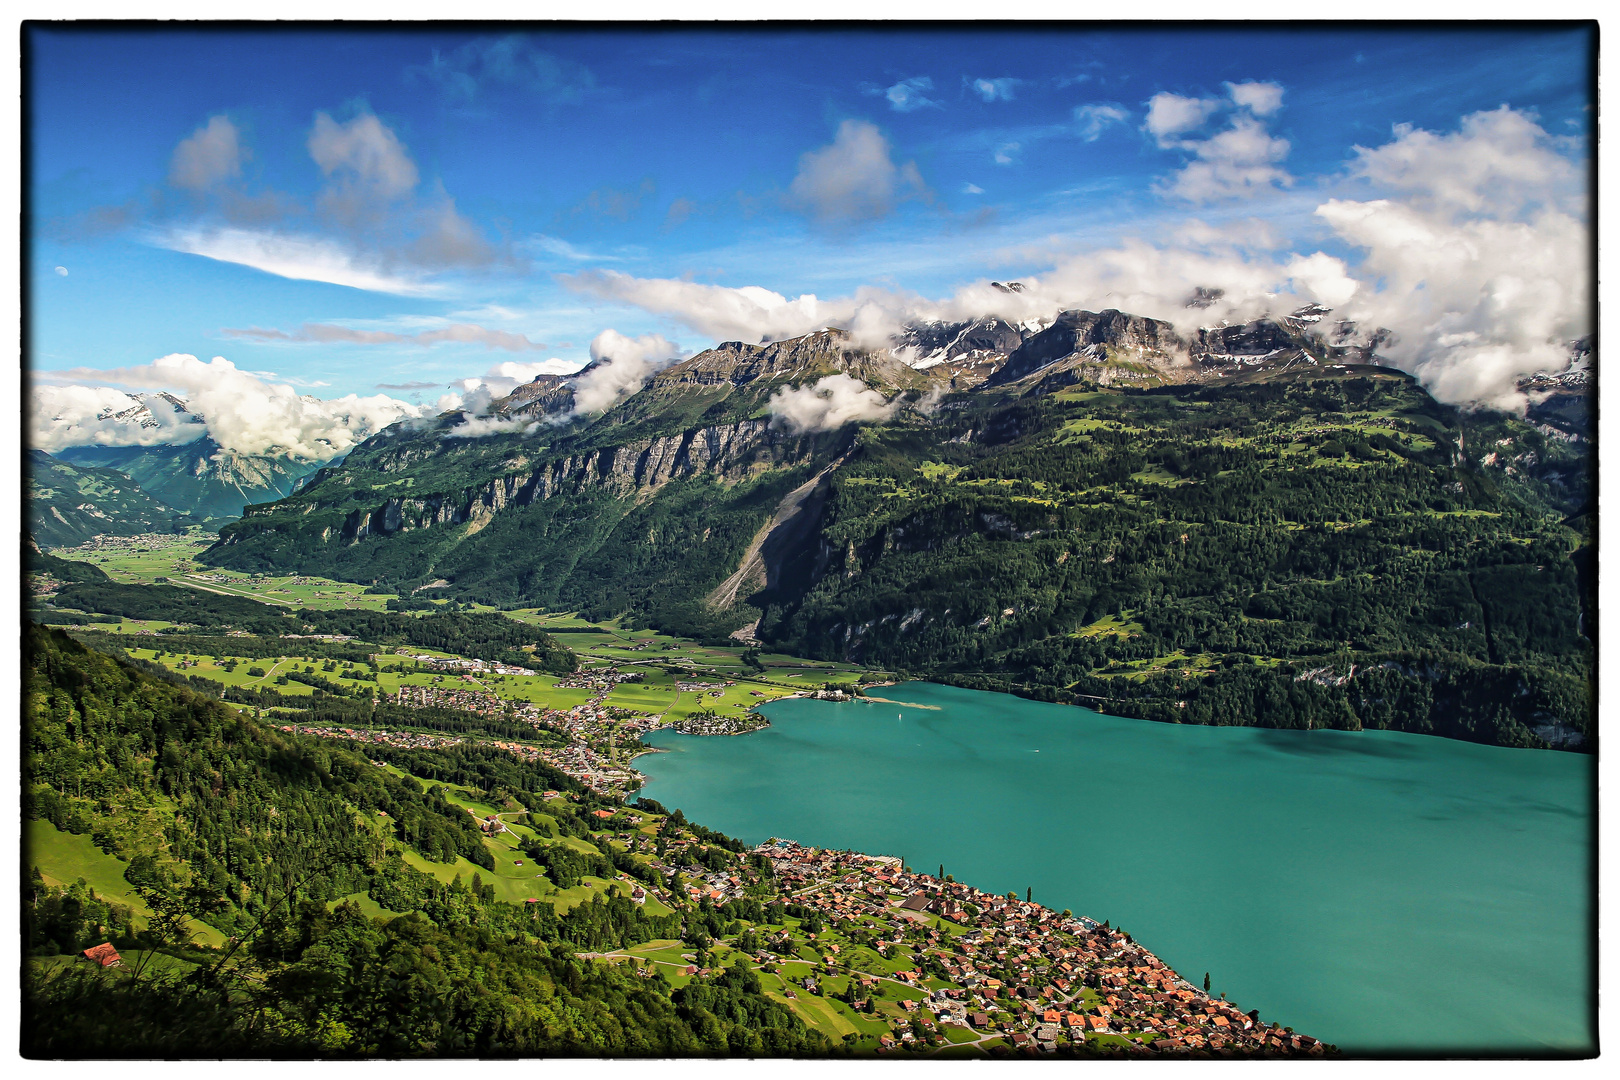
<box><xmin>54</xmin><ymin>266</ymin><xmax>68</xmax><ymax>276</ymax></box>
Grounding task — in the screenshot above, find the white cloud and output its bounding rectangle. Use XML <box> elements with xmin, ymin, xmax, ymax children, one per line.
<box><xmin>1316</xmin><ymin>107</ymin><xmax>1589</xmax><ymax>410</ymax></box>
<box><xmin>155</xmin><ymin>226</ymin><xmax>445</xmax><ymax>296</ymax></box>
<box><xmin>787</xmin><ymin>120</ymin><xmax>929</xmax><ymax>224</ymax></box>
<box><xmin>962</xmin><ymin>183</ymin><xmax>984</xmax><ymax>195</ymax></box>
<box><xmin>486</xmin><ymin>358</ymin><xmax>579</xmax><ymax>382</ymax></box>
<box><xmin>565</xmin><ymin>270</ymin><xmax>835</xmax><ymax>343</ymax></box>
<box><xmin>225</xmin><ymin>320</ymin><xmax>549</xmax><ymax>351</ymax></box>
<box><xmin>170</xmin><ymin>115</ymin><xmax>244</xmax><ymax>192</ymax></box>
<box><xmin>1148</xmin><ymin>82</ymin><xmax>1293</xmax><ymax>203</ymax></box>
<box><xmin>531</xmin><ymin>235</ymin><xmax>623</xmax><ymax>262</ymax></box>
<box><xmin>30</xmin><ymin>384</ymin><xmax>208</xmax><ymax>451</ymax></box>
<box><xmin>35</xmin><ymin>355</ymin><xmax>428</xmax><ymax>460</ymax></box>
<box><xmin>768</xmin><ymin>373</ymin><xmax>897</xmax><ymax>433</ymax></box>
<box><xmin>146</xmin><ymin>110</ymin><xmax>496</xmax><ymax>293</ymax></box>
<box><xmin>1159</xmin><ymin>114</ymin><xmax>1292</xmax><ymax>202</ymax></box>
<box><xmin>1143</xmin><ymin>92</ymin><xmax>1222</xmax><ymax>145</ymax></box>
<box><xmin>971</xmin><ymin>77</ymin><xmax>1020</xmax><ymax>102</ymax></box>
<box><xmin>994</xmin><ymin>143</ymin><xmax>1021</xmax><ymax>166</ymax></box>
<box><xmin>563</xmin><ymin>270</ymin><xmax>918</xmax><ymax>352</ymax></box>
<box><xmin>408</xmin><ymin>197</ymin><xmax>497</xmax><ymax>270</ymax></box>
<box><xmin>1347</xmin><ymin>105</ymin><xmax>1581</xmax><ymax>216</ymax></box>
<box><xmin>308</xmin><ymin>110</ymin><xmax>420</xmax><ymax>224</ymax></box>
<box><xmin>442</xmin><ymin>414</ymin><xmax>539</xmax><ymax>439</ymax></box>
<box><xmin>569</xmin><ymin>329</ymin><xmax>683</xmax><ymax>415</ymax></box>
<box><xmin>411</xmin><ymin>34</ymin><xmax>597</xmax><ymax>105</ymax></box>
<box><xmin>1225</xmin><ymin>81</ymin><xmax>1284</xmax><ymax>117</ymax></box>
<box><xmin>1283</xmin><ymin>252</ymin><xmax>1359</xmax><ymax>309</ymax></box>
<box><xmin>879</xmin><ymin>77</ymin><xmax>940</xmax><ymax>113</ymax></box>
<box><xmin>1074</xmin><ymin>103</ymin><xmax>1129</xmax><ymax>142</ymax></box>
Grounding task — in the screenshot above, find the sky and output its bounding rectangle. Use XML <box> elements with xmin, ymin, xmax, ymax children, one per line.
<box><xmin>26</xmin><ymin>23</ymin><xmax>1595</xmax><ymax>459</ymax></box>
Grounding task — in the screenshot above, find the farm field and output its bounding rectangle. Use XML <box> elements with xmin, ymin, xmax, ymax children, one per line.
<box><xmin>39</xmin><ymin>536</ymin><xmax>890</xmax><ymax>738</ymax></box>
<box><xmin>26</xmin><ymin>819</ymin><xmax>228</xmax><ymax>947</ymax></box>
<box><xmin>48</xmin><ymin>532</ymin><xmax>405</xmax><ymax>610</ymax></box>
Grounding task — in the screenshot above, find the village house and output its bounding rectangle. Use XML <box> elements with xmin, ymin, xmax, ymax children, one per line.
<box><xmin>80</xmin><ymin>943</ymin><xmax>122</xmax><ymax>968</ymax></box>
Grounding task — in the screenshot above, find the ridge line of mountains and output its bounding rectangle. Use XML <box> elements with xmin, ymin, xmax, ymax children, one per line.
<box><xmin>30</xmin><ymin>301</ymin><xmax>1594</xmax><ymax>750</ymax></box>
<box><xmin>31</xmin><ymin>299</ymin><xmax>1590</xmax><ymax>539</ymax></box>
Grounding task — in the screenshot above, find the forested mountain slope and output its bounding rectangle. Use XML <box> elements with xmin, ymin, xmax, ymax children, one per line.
<box><xmin>200</xmin><ymin>317</ymin><xmax>1594</xmax><ymax>749</ymax></box>
<box><xmin>58</xmin><ymin>438</ymin><xmax>320</xmax><ymax>521</ymax></box>
<box><xmin>26</xmin><ymin>449</ymin><xmax>194</xmax><ymax>546</ymax></box>
<box><xmin>22</xmin><ymin>626</ymin><xmax>823</xmax><ymax>1056</ymax></box>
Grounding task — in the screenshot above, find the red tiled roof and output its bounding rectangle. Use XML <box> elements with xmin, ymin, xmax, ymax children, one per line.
<box><xmin>81</xmin><ymin>943</ymin><xmax>122</xmax><ymax>967</ymax></box>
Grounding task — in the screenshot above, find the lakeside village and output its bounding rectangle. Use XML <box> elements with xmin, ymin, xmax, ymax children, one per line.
<box><xmin>747</xmin><ymin>841</ymin><xmax>1329</xmax><ymax>1055</ymax></box>
<box><xmin>282</xmin><ymin>649</ymin><xmax>771</xmax><ymax>797</ymax></box>
<box><xmin>270</xmin><ymin>652</ymin><xmax>1327</xmax><ymax>1056</ymax></box>
<box><xmin>594</xmin><ymin>836</ymin><xmax>1327</xmax><ymax>1056</ymax></box>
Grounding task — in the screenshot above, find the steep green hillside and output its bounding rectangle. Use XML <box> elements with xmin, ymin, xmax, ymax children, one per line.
<box><xmin>200</xmin><ymin>335</ymin><xmax>1592</xmax><ymax>748</ymax></box>
<box><xmin>22</xmin><ymin>625</ymin><xmax>823</xmax><ymax>1056</ymax></box>
<box><xmin>760</xmin><ymin>371</ymin><xmax>1591</xmax><ymax>747</ymax></box>
<box><xmin>26</xmin><ymin>449</ymin><xmax>191</xmax><ymax>545</ymax></box>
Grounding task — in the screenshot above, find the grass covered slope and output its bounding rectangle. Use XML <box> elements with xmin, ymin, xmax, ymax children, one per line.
<box><xmin>21</xmin><ymin>625</ymin><xmax>826</xmax><ymax>1057</ymax></box>
<box><xmin>27</xmin><ymin>449</ymin><xmax>192</xmax><ymax>546</ymax></box>
<box><xmin>39</xmin><ymin>581</ymin><xmax>578</xmax><ymax>675</ymax></box>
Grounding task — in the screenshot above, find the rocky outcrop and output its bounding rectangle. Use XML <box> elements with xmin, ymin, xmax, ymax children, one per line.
<box><xmin>501</xmin><ymin>373</ymin><xmax>576</xmax><ymax>418</ymax></box>
<box><xmin>707</xmin><ymin>454</ymin><xmax>847</xmax><ymax>608</ymax></box>
<box><xmin>986</xmin><ymin>309</ymin><xmax>1186</xmax><ymax>387</ymax></box>
<box><xmin>980</xmin><ymin>305</ymin><xmax>1396</xmax><ymax>390</ymax></box>
<box><xmin>1190</xmin><ymin>319</ymin><xmax>1304</xmax><ymax>363</ymax></box>
<box><xmin>649</xmin><ymin>329</ymin><xmax>925</xmax><ymax>393</ymax></box>
<box><xmin>235</xmin><ymin>418</ymin><xmax>832</xmax><ymax>549</ymax></box>
<box><xmin>892</xmin><ymin>316</ymin><xmax>1033</xmax><ymax>390</ymax></box>
<box><xmin>1517</xmin><ymin>337</ymin><xmax>1593</xmax><ymax>441</ymax></box>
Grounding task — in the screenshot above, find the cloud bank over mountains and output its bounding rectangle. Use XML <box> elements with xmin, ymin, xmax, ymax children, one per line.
<box><xmin>33</xmin><ymin>355</ymin><xmax>438</xmax><ymax>460</ymax></box>
<box><xmin>37</xmin><ymin>77</ymin><xmax>1590</xmax><ymax>460</ymax></box>
<box><xmin>570</xmin><ymin>330</ymin><xmax>683</xmax><ymax>415</ymax></box>
<box><xmin>568</xmin><ymin>107</ymin><xmax>1587</xmax><ymax>413</ymax></box>
<box><xmin>1316</xmin><ymin>107</ymin><xmax>1589</xmax><ymax>411</ymax></box>
<box><xmin>768</xmin><ymin>373</ymin><xmax>897</xmax><ymax>434</ymax></box>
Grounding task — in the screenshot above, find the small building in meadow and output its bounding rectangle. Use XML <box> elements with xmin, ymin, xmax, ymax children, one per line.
<box><xmin>80</xmin><ymin>943</ymin><xmax>123</xmax><ymax>968</ymax></box>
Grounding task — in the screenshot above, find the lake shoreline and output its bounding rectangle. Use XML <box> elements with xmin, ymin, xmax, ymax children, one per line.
<box><xmin>635</xmin><ymin>681</ymin><xmax>1594</xmax><ymax>1055</ymax></box>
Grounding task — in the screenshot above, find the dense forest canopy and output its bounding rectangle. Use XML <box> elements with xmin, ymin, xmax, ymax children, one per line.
<box><xmin>21</xmin><ymin>625</ymin><xmax>825</xmax><ymax>1056</ymax></box>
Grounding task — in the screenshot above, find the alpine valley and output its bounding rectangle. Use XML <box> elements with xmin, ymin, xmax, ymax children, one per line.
<box><xmin>24</xmin><ymin>23</ymin><xmax>1602</xmax><ymax>1061</ymax></box>
<box><xmin>30</xmin><ymin>389</ymin><xmax>327</xmax><ymax>528</ymax></box>
<box><xmin>201</xmin><ymin>304</ymin><xmax>1595</xmax><ymax>751</ymax></box>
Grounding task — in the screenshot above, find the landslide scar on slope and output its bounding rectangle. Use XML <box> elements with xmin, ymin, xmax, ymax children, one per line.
<box><xmin>707</xmin><ymin>457</ymin><xmax>847</xmax><ymax>610</ymax></box>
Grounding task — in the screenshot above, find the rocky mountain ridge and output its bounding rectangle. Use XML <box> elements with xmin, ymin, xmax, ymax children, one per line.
<box><xmin>57</xmin><ymin>437</ymin><xmax>319</xmax><ymax>521</ymax></box>
<box><xmin>209</xmin><ymin>300</ymin><xmax>1594</xmax><ymax>577</ymax></box>
<box><xmin>479</xmin><ymin>302</ymin><xmax>1391</xmax><ymax>433</ymax></box>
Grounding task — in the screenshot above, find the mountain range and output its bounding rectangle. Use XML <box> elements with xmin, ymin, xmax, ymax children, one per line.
<box><xmin>197</xmin><ymin>303</ymin><xmax>1595</xmax><ymax>750</ymax></box>
<box><xmin>26</xmin><ymin>449</ymin><xmax>195</xmax><ymax>546</ymax></box>
<box><xmin>54</xmin><ymin>438</ymin><xmax>318</xmax><ymax>521</ymax></box>
<box><xmin>31</xmin><ymin>389</ymin><xmax>324</xmax><ymax>526</ymax></box>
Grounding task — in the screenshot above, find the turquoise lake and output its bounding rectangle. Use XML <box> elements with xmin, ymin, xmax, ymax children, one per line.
<box><xmin>636</xmin><ymin>682</ymin><xmax>1593</xmax><ymax>1055</ymax></box>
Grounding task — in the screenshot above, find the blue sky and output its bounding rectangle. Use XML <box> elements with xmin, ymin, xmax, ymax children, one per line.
<box><xmin>27</xmin><ymin>23</ymin><xmax>1594</xmax><ymax>444</ymax></box>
